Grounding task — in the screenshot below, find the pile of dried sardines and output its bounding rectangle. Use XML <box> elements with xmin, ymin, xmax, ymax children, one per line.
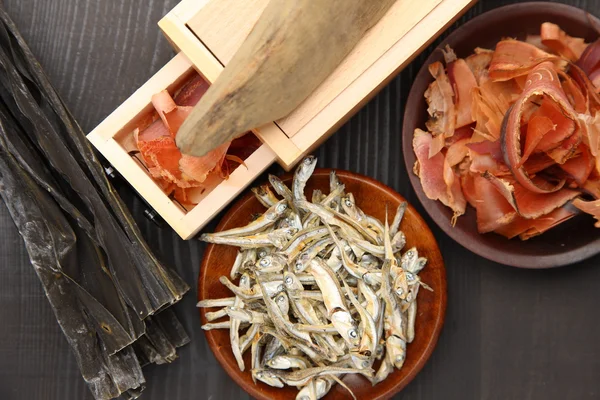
<box><xmin>0</xmin><ymin>7</ymin><xmax>189</xmax><ymax>400</ymax></box>
<box><xmin>198</xmin><ymin>157</ymin><xmax>431</xmax><ymax>399</ymax></box>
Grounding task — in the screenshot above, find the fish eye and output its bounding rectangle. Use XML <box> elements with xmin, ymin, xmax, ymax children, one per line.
<box><xmin>277</xmin><ymin>284</ymin><xmax>285</xmax><ymax>291</ymax></box>
<box><xmin>284</xmin><ymin>276</ymin><xmax>293</xmax><ymax>285</ymax></box>
<box><xmin>276</xmin><ymin>203</ymin><xmax>287</xmax><ymax>212</ymax></box>
<box><xmin>240</xmin><ymin>276</ymin><xmax>247</xmax><ymax>283</ymax></box>
<box><xmin>406</xmin><ymin>293</ymin><xmax>413</xmax><ymax>302</ymax></box>
<box><xmin>406</xmin><ymin>272</ymin><xmax>414</xmax><ymax>281</ymax></box>
<box><xmin>304</xmin><ymin>158</ymin><xmax>312</xmax><ymax>164</ymax></box>
<box><xmin>406</xmin><ymin>250</ymin><xmax>414</xmax><ymax>258</ymax></box>
<box><xmin>258</xmin><ymin>250</ymin><xmax>267</xmax><ymax>258</ymax></box>
<box><xmin>256</xmin><ymin>372</ymin><xmax>263</xmax><ymax>378</ymax></box>
<box><xmin>344</xmin><ymin>198</ymin><xmax>352</xmax><ymax>207</ymax></box>
<box><xmin>396</xmin><ymin>355</ymin><xmax>405</xmax><ymax>364</ymax></box>
<box><xmin>259</xmin><ymin>257</ymin><xmax>271</xmax><ymax>267</ymax></box>
<box><xmin>295</xmin><ymin>261</ymin><xmax>303</xmax><ymax>270</ymax></box>
<box><xmin>396</xmin><ymin>288</ymin><xmax>404</xmax><ymax>296</ymax></box>
<box><xmin>348</xmin><ymin>329</ymin><xmax>358</xmax><ymax>339</ymax></box>
<box><xmin>362</xmin><ymin>360</ymin><xmax>370</xmax><ymax>367</ymax></box>
<box><xmin>277</xmin><ymin>295</ymin><xmax>285</xmax><ymax>303</ymax></box>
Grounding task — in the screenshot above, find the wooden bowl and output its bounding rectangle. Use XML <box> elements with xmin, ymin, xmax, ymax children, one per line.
<box><xmin>402</xmin><ymin>2</ymin><xmax>600</xmax><ymax>269</ymax></box>
<box><xmin>198</xmin><ymin>169</ymin><xmax>447</xmax><ymax>400</ymax></box>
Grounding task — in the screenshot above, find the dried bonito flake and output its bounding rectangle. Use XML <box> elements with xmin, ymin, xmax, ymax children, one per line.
<box><xmin>413</xmin><ymin>22</ymin><xmax>600</xmax><ymax>240</ymax></box>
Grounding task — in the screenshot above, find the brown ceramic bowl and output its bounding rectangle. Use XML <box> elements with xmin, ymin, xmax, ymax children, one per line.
<box><xmin>198</xmin><ymin>169</ymin><xmax>446</xmax><ymax>400</ymax></box>
<box><xmin>402</xmin><ymin>2</ymin><xmax>600</xmax><ymax>269</ymax></box>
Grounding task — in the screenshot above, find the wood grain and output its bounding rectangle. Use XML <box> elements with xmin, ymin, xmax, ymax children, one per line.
<box><xmin>1</xmin><ymin>0</ymin><xmax>600</xmax><ymax>400</ymax></box>
<box><xmin>175</xmin><ymin>0</ymin><xmax>396</xmax><ymax>158</ymax></box>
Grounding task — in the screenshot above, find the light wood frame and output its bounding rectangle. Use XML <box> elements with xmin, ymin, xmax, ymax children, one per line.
<box><xmin>88</xmin><ymin>0</ymin><xmax>477</xmax><ymax>239</ymax></box>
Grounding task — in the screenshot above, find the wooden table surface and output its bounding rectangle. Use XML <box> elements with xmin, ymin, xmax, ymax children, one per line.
<box><xmin>1</xmin><ymin>0</ymin><xmax>599</xmax><ymax>399</ymax></box>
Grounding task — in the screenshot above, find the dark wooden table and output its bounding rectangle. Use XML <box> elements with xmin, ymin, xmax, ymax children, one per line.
<box><xmin>1</xmin><ymin>0</ymin><xmax>599</xmax><ymax>399</ymax></box>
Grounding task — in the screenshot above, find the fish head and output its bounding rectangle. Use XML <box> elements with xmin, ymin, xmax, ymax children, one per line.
<box><xmin>401</xmin><ymin>247</ymin><xmax>418</xmax><ymax>270</ymax></box>
<box><xmin>341</xmin><ymin>193</ymin><xmax>359</xmax><ymax>217</ymax></box>
<box><xmin>275</xmin><ymin>292</ymin><xmax>290</xmax><ymax>315</ymax></box>
<box><xmin>266</xmin><ymin>355</ymin><xmax>291</xmax><ymax>370</ymax></box>
<box><xmin>405</xmin><ymin>282</ymin><xmax>420</xmax><ymax>303</ymax></box>
<box><xmin>296</xmin><ymin>156</ymin><xmax>317</xmax><ymax>180</ymax></box>
<box><xmin>391</xmin><ymin>231</ymin><xmax>406</xmax><ymax>252</ymax></box>
<box><xmin>331</xmin><ymin>310</ymin><xmax>360</xmax><ymax>349</ymax></box>
<box><xmin>387</xmin><ymin>335</ymin><xmax>407</xmax><ymax>369</ymax></box>
<box><xmin>413</xmin><ymin>256</ymin><xmax>428</xmax><ymax>274</ymax></box>
<box><xmin>239</xmin><ymin>272</ymin><xmax>251</xmax><ymax>290</ymax></box>
<box><xmin>293</xmin><ymin>251</ymin><xmax>313</xmax><ymax>273</ymax></box>
<box><xmin>275</xmin><ymin>200</ymin><xmax>288</xmax><ymax>214</ymax></box>
<box><xmin>266</xmin><ymin>200</ymin><xmax>288</xmax><ymax>220</ymax></box>
<box><xmin>256</xmin><ymin>254</ymin><xmax>286</xmax><ymax>273</ymax></box>
<box><xmin>350</xmin><ymin>351</ymin><xmax>373</xmax><ymax>370</ymax></box>
<box><xmin>283</xmin><ymin>271</ymin><xmax>303</xmax><ymax>290</ymax></box>
<box><xmin>252</xmin><ymin>369</ymin><xmax>284</xmax><ymax>388</ymax></box>
<box><xmin>268</xmin><ymin>174</ymin><xmax>285</xmax><ymax>191</ymax></box>
<box><xmin>393</xmin><ymin>272</ymin><xmax>409</xmax><ymax>301</ymax></box>
<box><xmin>256</xmin><ymin>248</ymin><xmax>270</xmax><ymax>259</ymax></box>
<box><xmin>329</xmin><ymin>170</ymin><xmax>340</xmax><ymax>190</ymax></box>
<box><xmin>260</xmin><ymin>280</ymin><xmax>285</xmax><ymax>297</ymax></box>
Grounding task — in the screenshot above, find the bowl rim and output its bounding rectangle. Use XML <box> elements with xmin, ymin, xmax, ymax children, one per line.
<box><xmin>402</xmin><ymin>1</ymin><xmax>600</xmax><ymax>269</ymax></box>
<box><xmin>198</xmin><ymin>168</ymin><xmax>448</xmax><ymax>400</ymax></box>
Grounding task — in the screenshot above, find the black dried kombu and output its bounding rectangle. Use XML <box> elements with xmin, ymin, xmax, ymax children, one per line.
<box><xmin>0</xmin><ymin>6</ymin><xmax>190</xmax><ymax>399</ymax></box>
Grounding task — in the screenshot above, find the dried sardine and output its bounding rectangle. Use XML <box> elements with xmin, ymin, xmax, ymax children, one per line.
<box><xmin>198</xmin><ymin>157</ymin><xmax>432</xmax><ymax>396</ymax></box>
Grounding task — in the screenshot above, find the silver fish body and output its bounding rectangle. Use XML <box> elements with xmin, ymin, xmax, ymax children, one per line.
<box><xmin>211</xmin><ymin>199</ymin><xmax>288</xmax><ymax>237</ymax></box>
<box><xmin>252</xmin><ymin>369</ymin><xmax>284</xmax><ymax>388</ymax></box>
<box><xmin>255</xmin><ymin>253</ymin><xmax>288</xmax><ymax>273</ymax></box>
<box><xmin>201</xmin><ymin>227</ymin><xmax>296</xmax><ymax>249</ymax></box>
<box><xmin>292</xmin><ymin>237</ymin><xmax>333</xmax><ymax>273</ymax></box>
<box><xmin>293</xmin><ymin>156</ymin><xmax>318</xmax><ymax>204</ymax></box>
<box><xmin>267</xmin><ymin>354</ymin><xmax>311</xmax><ymax>370</ymax></box>
<box><xmin>390</xmin><ymin>202</ymin><xmax>408</xmax><ymax>238</ymax></box>
<box><xmin>252</xmin><ymin>185</ymin><xmax>280</xmax><ymax>208</ymax></box>
<box><xmin>267</xmin><ymin>366</ymin><xmax>373</xmax><ymax>387</ymax></box>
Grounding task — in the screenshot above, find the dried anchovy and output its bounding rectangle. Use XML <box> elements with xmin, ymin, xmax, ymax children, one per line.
<box><xmin>199</xmin><ymin>157</ymin><xmax>431</xmax><ymax>398</ymax></box>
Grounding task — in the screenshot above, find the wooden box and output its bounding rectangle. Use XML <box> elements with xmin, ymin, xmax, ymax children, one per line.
<box><xmin>87</xmin><ymin>0</ymin><xmax>476</xmax><ymax>239</ymax></box>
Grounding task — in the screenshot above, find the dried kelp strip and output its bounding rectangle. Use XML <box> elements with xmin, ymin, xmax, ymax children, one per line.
<box><xmin>0</xmin><ymin>141</ymin><xmax>136</xmax><ymax>399</ymax></box>
<box><xmin>131</xmin><ymin>310</ymin><xmax>190</xmax><ymax>367</ymax></box>
<box><xmin>132</xmin><ymin>336</ymin><xmax>161</xmax><ymax>367</ymax></box>
<box><xmin>0</xmin><ymin>11</ymin><xmax>189</xmax><ymax>317</ymax></box>
<box><xmin>123</xmin><ymin>386</ymin><xmax>145</xmax><ymax>400</ymax></box>
<box><xmin>142</xmin><ymin>317</ymin><xmax>179</xmax><ymax>364</ymax></box>
<box><xmin>0</xmin><ymin>6</ymin><xmax>191</xmax><ymax>399</ymax></box>
<box><xmin>152</xmin><ymin>308</ymin><xmax>191</xmax><ymax>349</ymax></box>
<box><xmin>0</xmin><ymin>102</ymin><xmax>144</xmax><ymax>355</ymax></box>
<box><xmin>0</xmin><ymin>7</ymin><xmax>189</xmax><ymax>306</ymax></box>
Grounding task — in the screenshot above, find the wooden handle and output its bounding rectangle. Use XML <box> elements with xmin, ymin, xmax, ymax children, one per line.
<box><xmin>176</xmin><ymin>0</ymin><xmax>396</xmax><ymax>157</ymax></box>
